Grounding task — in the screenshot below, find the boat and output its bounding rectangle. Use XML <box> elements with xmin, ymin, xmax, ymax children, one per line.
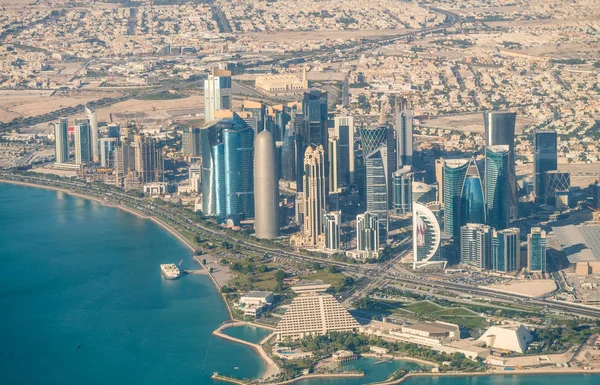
<box><xmin>160</xmin><ymin>264</ymin><xmax>181</xmax><ymax>280</ymax></box>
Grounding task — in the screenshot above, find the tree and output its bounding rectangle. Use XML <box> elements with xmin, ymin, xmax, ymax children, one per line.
<box><xmin>275</xmin><ymin>270</ymin><xmax>286</xmax><ymax>282</ymax></box>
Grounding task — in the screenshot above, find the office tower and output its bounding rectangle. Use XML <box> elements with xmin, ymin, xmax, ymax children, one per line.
<box><xmin>74</xmin><ymin>122</ymin><xmax>91</xmax><ymax>165</ymax></box>
<box><xmin>242</xmin><ymin>100</ymin><xmax>266</xmax><ymax>134</ymax></box>
<box><xmin>493</xmin><ymin>228</ymin><xmax>520</xmax><ymax>273</ymax></box>
<box><xmin>287</xmin><ymin>111</ymin><xmax>306</xmax><ymax>190</ymax></box>
<box><xmin>201</xmin><ymin>114</ymin><xmax>254</xmax><ymax>219</ymax></box>
<box><xmin>543</xmin><ymin>170</ymin><xmax>570</xmax><ymax>204</ymax></box>
<box><xmin>484</xmin><ymin>111</ymin><xmax>517</xmax><ymax>217</ymax></box>
<box><xmin>328</xmin><ymin>136</ymin><xmax>340</xmax><ymax>193</ymax></box>
<box><xmin>324</xmin><ymin>211</ymin><xmax>341</xmax><ymax>251</ymax></box>
<box><xmin>333</xmin><ymin>116</ymin><xmax>355</xmax><ymax>184</ymax></box>
<box><xmin>460</xmin><ymin>223</ymin><xmax>493</xmax><ymax>270</ymax></box>
<box><xmin>485</xmin><ymin>146</ymin><xmax>511</xmax><ymax>230</ymax></box>
<box><xmin>393</xmin><ymin>166</ymin><xmax>413</xmax><ymax>215</ymax></box>
<box><xmin>302</xmin><ymin>90</ymin><xmax>328</xmax><ymax>152</ymax></box>
<box><xmin>271</xmin><ymin>104</ymin><xmax>293</xmax><ymax>142</ymax></box>
<box><xmin>442</xmin><ymin>158</ymin><xmax>469</xmax><ymax>238</ymax></box>
<box><xmin>412</xmin><ymin>182</ymin><xmax>436</xmax><ymax>205</ymax></box>
<box><xmin>182</xmin><ymin>127</ymin><xmax>202</xmax><ymax>157</ymax></box>
<box><xmin>413</xmin><ymin>202</ymin><xmax>443</xmax><ymax>269</ymax></box>
<box><xmin>534</xmin><ymin>129</ymin><xmax>558</xmax><ymax>201</ymax></box>
<box><xmin>281</xmin><ymin>125</ymin><xmax>297</xmax><ymax>183</ymax></box>
<box><xmin>527</xmin><ymin>228</ymin><xmax>547</xmax><ymax>273</ymax></box>
<box><xmin>356</xmin><ymin>212</ymin><xmax>380</xmax><ymax>257</ymax></box>
<box><xmin>54</xmin><ymin>117</ymin><xmax>69</xmax><ymax>163</ymax></box>
<box><xmin>395</xmin><ymin>97</ymin><xmax>413</xmax><ymax>168</ymax></box>
<box><xmin>459</xmin><ymin>158</ymin><xmax>485</xmax><ymax>227</ymax></box>
<box><xmin>274</xmin><ymin>282</ymin><xmax>359</xmax><ymax>341</ymax></box>
<box><xmin>204</xmin><ymin>67</ymin><xmax>232</xmax><ymax>124</ymax></box>
<box><xmin>363</xmin><ymin>144</ymin><xmax>389</xmax><ymax>240</ymax></box>
<box><xmin>254</xmin><ymin>130</ymin><xmax>280</xmax><ymax>239</ymax></box>
<box><xmin>133</xmin><ymin>134</ymin><xmax>164</xmax><ymax>183</ymax></box>
<box><xmin>189</xmin><ymin>163</ymin><xmax>202</xmax><ymax>192</ymax></box>
<box><xmin>85</xmin><ymin>106</ymin><xmax>99</xmax><ymax>163</ymax></box>
<box><xmin>107</xmin><ymin>123</ymin><xmax>120</xmax><ymax>139</ymax></box>
<box><xmin>99</xmin><ymin>138</ymin><xmax>117</xmax><ymax>168</ymax></box>
<box><xmin>292</xmin><ymin>145</ymin><xmax>327</xmax><ymax>247</ymax></box>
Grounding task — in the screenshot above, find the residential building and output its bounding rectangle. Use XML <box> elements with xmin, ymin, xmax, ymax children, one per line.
<box><xmin>99</xmin><ymin>138</ymin><xmax>117</xmax><ymax>168</ymax></box>
<box><xmin>460</xmin><ymin>223</ymin><xmax>493</xmax><ymax>270</ymax></box>
<box><xmin>527</xmin><ymin>227</ymin><xmax>547</xmax><ymax>273</ymax></box>
<box><xmin>356</xmin><ymin>211</ymin><xmax>380</xmax><ymax>259</ymax></box>
<box><xmin>85</xmin><ymin>106</ymin><xmax>99</xmax><ymax>163</ymax></box>
<box><xmin>324</xmin><ymin>211</ymin><xmax>341</xmax><ymax>251</ymax></box>
<box><xmin>492</xmin><ymin>228</ymin><xmax>520</xmax><ymax>273</ymax></box>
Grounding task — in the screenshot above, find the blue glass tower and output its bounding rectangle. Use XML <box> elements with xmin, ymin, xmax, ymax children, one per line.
<box><xmin>534</xmin><ymin>129</ymin><xmax>558</xmax><ymax>202</ymax></box>
<box><xmin>493</xmin><ymin>228</ymin><xmax>520</xmax><ymax>273</ymax></box>
<box><xmin>442</xmin><ymin>159</ymin><xmax>469</xmax><ymax>238</ymax></box>
<box><xmin>485</xmin><ymin>145</ymin><xmax>510</xmax><ymax>230</ymax></box>
<box><xmin>459</xmin><ymin>159</ymin><xmax>485</xmax><ymax>227</ymax></box>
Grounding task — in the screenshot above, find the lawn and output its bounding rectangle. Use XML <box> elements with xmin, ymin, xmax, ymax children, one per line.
<box><xmin>404</xmin><ymin>300</ymin><xmax>444</xmax><ymax>314</ymax></box>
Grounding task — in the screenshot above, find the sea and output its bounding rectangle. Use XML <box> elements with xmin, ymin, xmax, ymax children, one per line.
<box><xmin>1</xmin><ymin>183</ymin><xmax>598</xmax><ymax>385</ymax></box>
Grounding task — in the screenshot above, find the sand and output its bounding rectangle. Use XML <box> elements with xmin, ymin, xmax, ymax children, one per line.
<box><xmin>487</xmin><ymin>279</ymin><xmax>557</xmax><ymax>298</ymax></box>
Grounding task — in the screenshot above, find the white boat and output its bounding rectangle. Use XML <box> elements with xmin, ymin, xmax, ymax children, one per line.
<box><xmin>160</xmin><ymin>264</ymin><xmax>181</xmax><ymax>280</ymax></box>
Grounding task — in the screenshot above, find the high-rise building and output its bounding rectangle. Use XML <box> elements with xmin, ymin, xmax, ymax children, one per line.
<box><xmin>435</xmin><ymin>158</ymin><xmax>445</xmax><ymax>202</ymax></box>
<box><xmin>333</xmin><ymin>116</ymin><xmax>355</xmax><ymax>184</ymax></box>
<box><xmin>534</xmin><ymin>129</ymin><xmax>558</xmax><ymax>201</ymax></box>
<box><xmin>460</xmin><ymin>223</ymin><xmax>493</xmax><ymax>270</ymax></box>
<box><xmin>412</xmin><ymin>182</ymin><xmax>436</xmax><ymax>205</ymax></box>
<box><xmin>527</xmin><ymin>227</ymin><xmax>547</xmax><ymax>273</ymax></box>
<box><xmin>201</xmin><ymin>113</ymin><xmax>254</xmax><ymax>219</ymax></box>
<box><xmin>107</xmin><ymin>123</ymin><xmax>120</xmax><ymax>139</ymax></box>
<box><xmin>324</xmin><ymin>211</ymin><xmax>341</xmax><ymax>251</ymax></box>
<box><xmin>328</xmin><ymin>136</ymin><xmax>340</xmax><ymax>193</ymax></box>
<box><xmin>292</xmin><ymin>145</ymin><xmax>326</xmax><ymax>247</ymax></box>
<box><xmin>302</xmin><ymin>89</ymin><xmax>328</xmax><ymax>152</ymax></box>
<box><xmin>592</xmin><ymin>183</ymin><xmax>600</xmax><ymax>209</ymax></box>
<box><xmin>133</xmin><ymin>134</ymin><xmax>164</xmax><ymax>183</ymax></box>
<box><xmin>85</xmin><ymin>106</ymin><xmax>99</xmax><ymax>163</ymax></box>
<box><xmin>204</xmin><ymin>68</ymin><xmax>232</xmax><ymax>124</ymax></box>
<box><xmin>442</xmin><ymin>158</ymin><xmax>469</xmax><ymax>238</ymax></box>
<box><xmin>99</xmin><ymin>138</ymin><xmax>117</xmax><ymax>168</ymax></box>
<box><xmin>543</xmin><ymin>170</ymin><xmax>570</xmax><ymax>204</ymax></box>
<box><xmin>395</xmin><ymin>97</ymin><xmax>413</xmax><ymax>168</ymax></box>
<box><xmin>392</xmin><ymin>166</ymin><xmax>413</xmax><ymax>215</ymax></box>
<box><xmin>413</xmin><ymin>203</ymin><xmax>443</xmax><ymax>270</ymax></box>
<box><xmin>492</xmin><ymin>228</ymin><xmax>520</xmax><ymax>273</ymax></box>
<box><xmin>242</xmin><ymin>100</ymin><xmax>266</xmax><ymax>134</ymax></box>
<box><xmin>484</xmin><ymin>111</ymin><xmax>517</xmax><ymax>218</ymax></box>
<box><xmin>485</xmin><ymin>145</ymin><xmax>511</xmax><ymax>230</ymax></box>
<box><xmin>459</xmin><ymin>158</ymin><xmax>485</xmax><ymax>227</ymax></box>
<box><xmin>182</xmin><ymin>127</ymin><xmax>202</xmax><ymax>157</ymax></box>
<box><xmin>356</xmin><ymin>212</ymin><xmax>380</xmax><ymax>258</ymax></box>
<box><xmin>54</xmin><ymin>117</ymin><xmax>69</xmax><ymax>164</ymax></box>
<box><xmin>254</xmin><ymin>130</ymin><xmax>280</xmax><ymax>239</ymax></box>
<box><xmin>74</xmin><ymin>122</ymin><xmax>91</xmax><ymax>165</ymax></box>
<box><xmin>274</xmin><ymin>282</ymin><xmax>359</xmax><ymax>341</ymax></box>
<box><xmin>364</xmin><ymin>144</ymin><xmax>389</xmax><ymax>240</ymax></box>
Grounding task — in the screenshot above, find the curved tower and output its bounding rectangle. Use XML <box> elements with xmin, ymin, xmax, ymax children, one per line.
<box><xmin>413</xmin><ymin>203</ymin><xmax>442</xmax><ymax>269</ymax></box>
<box><xmin>254</xmin><ymin>130</ymin><xmax>280</xmax><ymax>239</ymax></box>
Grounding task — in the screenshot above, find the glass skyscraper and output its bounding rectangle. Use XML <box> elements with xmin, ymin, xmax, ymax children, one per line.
<box><xmin>74</xmin><ymin>122</ymin><xmax>91</xmax><ymax>165</ymax></box>
<box><xmin>534</xmin><ymin>129</ymin><xmax>558</xmax><ymax>202</ymax></box>
<box><xmin>333</xmin><ymin>116</ymin><xmax>354</xmax><ymax>185</ymax></box>
<box><xmin>395</xmin><ymin>97</ymin><xmax>413</xmax><ymax>168</ymax></box>
<box><xmin>459</xmin><ymin>159</ymin><xmax>485</xmax><ymax>227</ymax></box>
<box><xmin>460</xmin><ymin>223</ymin><xmax>493</xmax><ymax>270</ymax></box>
<box><xmin>302</xmin><ymin>89</ymin><xmax>328</xmax><ymax>151</ymax></box>
<box><xmin>442</xmin><ymin>158</ymin><xmax>469</xmax><ymax>238</ymax></box>
<box><xmin>204</xmin><ymin>68</ymin><xmax>232</xmax><ymax>124</ymax></box>
<box><xmin>54</xmin><ymin>117</ymin><xmax>69</xmax><ymax>164</ymax></box>
<box><xmin>492</xmin><ymin>228</ymin><xmax>520</xmax><ymax>273</ymax></box>
<box><xmin>527</xmin><ymin>227</ymin><xmax>547</xmax><ymax>273</ymax></box>
<box><xmin>485</xmin><ymin>145</ymin><xmax>511</xmax><ymax>230</ymax></box>
<box><xmin>392</xmin><ymin>166</ymin><xmax>412</xmax><ymax>215</ymax></box>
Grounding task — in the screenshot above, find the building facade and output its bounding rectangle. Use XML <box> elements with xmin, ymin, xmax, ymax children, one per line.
<box><xmin>459</xmin><ymin>159</ymin><xmax>485</xmax><ymax>227</ymax></box>
<box><xmin>492</xmin><ymin>228</ymin><xmax>520</xmax><ymax>273</ymax></box>
<box><xmin>54</xmin><ymin>117</ymin><xmax>69</xmax><ymax>164</ymax></box>
<box><xmin>204</xmin><ymin>68</ymin><xmax>232</xmax><ymax>124</ymax></box>
<box><xmin>442</xmin><ymin>158</ymin><xmax>469</xmax><ymax>238</ymax></box>
<box><xmin>254</xmin><ymin>130</ymin><xmax>280</xmax><ymax>239</ymax></box>
<box><xmin>485</xmin><ymin>145</ymin><xmax>511</xmax><ymax>230</ymax></box>
<box><xmin>395</xmin><ymin>97</ymin><xmax>413</xmax><ymax>168</ymax></box>
<box><xmin>393</xmin><ymin>166</ymin><xmax>413</xmax><ymax>215</ymax></box>
<box><xmin>527</xmin><ymin>227</ymin><xmax>547</xmax><ymax>273</ymax></box>
<box><xmin>74</xmin><ymin>122</ymin><xmax>91</xmax><ymax>165</ymax></box>
<box><xmin>324</xmin><ymin>211</ymin><xmax>341</xmax><ymax>251</ymax></box>
<box><xmin>333</xmin><ymin>116</ymin><xmax>355</xmax><ymax>184</ymax></box>
<box><xmin>356</xmin><ymin>211</ymin><xmax>380</xmax><ymax>258</ymax></box>
<box><xmin>413</xmin><ymin>203</ymin><xmax>443</xmax><ymax>269</ymax></box>
<box><xmin>460</xmin><ymin>223</ymin><xmax>493</xmax><ymax>270</ymax></box>
<box><xmin>534</xmin><ymin>129</ymin><xmax>558</xmax><ymax>202</ymax></box>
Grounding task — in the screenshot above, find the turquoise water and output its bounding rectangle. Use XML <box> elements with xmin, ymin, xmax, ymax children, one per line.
<box><xmin>0</xmin><ymin>184</ymin><xmax>265</xmax><ymax>385</ymax></box>
<box><xmin>222</xmin><ymin>325</ymin><xmax>272</xmax><ymax>344</ymax></box>
<box><xmin>2</xmin><ymin>183</ymin><xmax>600</xmax><ymax>385</ymax></box>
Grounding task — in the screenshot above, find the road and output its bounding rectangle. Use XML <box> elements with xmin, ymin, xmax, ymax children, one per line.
<box><xmin>2</xmin><ymin>171</ymin><xmax>599</xmax><ymax>320</ymax></box>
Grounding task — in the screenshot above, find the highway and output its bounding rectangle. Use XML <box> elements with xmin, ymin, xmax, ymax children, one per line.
<box><xmin>3</xmin><ymin>171</ymin><xmax>600</xmax><ymax>320</ymax></box>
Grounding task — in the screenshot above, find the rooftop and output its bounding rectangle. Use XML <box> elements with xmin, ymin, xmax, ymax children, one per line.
<box><xmin>552</xmin><ymin>224</ymin><xmax>600</xmax><ymax>263</ymax></box>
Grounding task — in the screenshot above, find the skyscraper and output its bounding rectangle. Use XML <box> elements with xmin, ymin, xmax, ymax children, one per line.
<box><xmin>292</xmin><ymin>145</ymin><xmax>326</xmax><ymax>247</ymax></box>
<box><xmin>200</xmin><ymin>113</ymin><xmax>254</xmax><ymax>220</ymax></box>
<box><xmin>492</xmin><ymin>228</ymin><xmax>520</xmax><ymax>273</ymax></box>
<box><xmin>204</xmin><ymin>68</ymin><xmax>232</xmax><ymax>124</ymax></box>
<box><xmin>459</xmin><ymin>158</ymin><xmax>485</xmax><ymax>227</ymax></box>
<box><xmin>356</xmin><ymin>212</ymin><xmax>380</xmax><ymax>258</ymax></box>
<box><xmin>85</xmin><ymin>106</ymin><xmax>99</xmax><ymax>163</ymax></box>
<box><xmin>333</xmin><ymin>116</ymin><xmax>355</xmax><ymax>184</ymax></box>
<box><xmin>182</xmin><ymin>127</ymin><xmax>202</xmax><ymax>157</ymax></box>
<box><xmin>302</xmin><ymin>89</ymin><xmax>328</xmax><ymax>151</ymax></box>
<box><xmin>254</xmin><ymin>130</ymin><xmax>280</xmax><ymax>239</ymax></box>
<box><xmin>435</xmin><ymin>158</ymin><xmax>445</xmax><ymax>202</ymax></box>
<box><xmin>242</xmin><ymin>100</ymin><xmax>266</xmax><ymax>134</ymax></box>
<box><xmin>363</xmin><ymin>144</ymin><xmax>389</xmax><ymax>241</ymax></box>
<box><xmin>324</xmin><ymin>211</ymin><xmax>341</xmax><ymax>251</ymax></box>
<box><xmin>133</xmin><ymin>134</ymin><xmax>164</xmax><ymax>183</ymax></box>
<box><xmin>527</xmin><ymin>227</ymin><xmax>547</xmax><ymax>273</ymax></box>
<box><xmin>99</xmin><ymin>138</ymin><xmax>117</xmax><ymax>168</ymax></box>
<box><xmin>460</xmin><ymin>223</ymin><xmax>493</xmax><ymax>270</ymax></box>
<box><xmin>328</xmin><ymin>136</ymin><xmax>340</xmax><ymax>193</ymax></box>
<box><xmin>395</xmin><ymin>97</ymin><xmax>413</xmax><ymax>168</ymax></box>
<box><xmin>442</xmin><ymin>158</ymin><xmax>469</xmax><ymax>238</ymax></box>
<box><xmin>392</xmin><ymin>166</ymin><xmax>413</xmax><ymax>215</ymax></box>
<box><xmin>484</xmin><ymin>111</ymin><xmax>517</xmax><ymax>218</ymax></box>
<box><xmin>74</xmin><ymin>122</ymin><xmax>91</xmax><ymax>165</ymax></box>
<box><xmin>534</xmin><ymin>129</ymin><xmax>558</xmax><ymax>202</ymax></box>
<box><xmin>54</xmin><ymin>117</ymin><xmax>69</xmax><ymax>164</ymax></box>
<box><xmin>413</xmin><ymin>202</ymin><xmax>443</xmax><ymax>270</ymax></box>
<box><xmin>412</xmin><ymin>182</ymin><xmax>436</xmax><ymax>205</ymax></box>
<box><xmin>485</xmin><ymin>145</ymin><xmax>511</xmax><ymax>230</ymax></box>
<box><xmin>543</xmin><ymin>170</ymin><xmax>570</xmax><ymax>203</ymax></box>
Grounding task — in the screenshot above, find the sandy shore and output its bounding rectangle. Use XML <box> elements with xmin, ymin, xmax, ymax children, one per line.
<box><xmin>360</xmin><ymin>353</ymin><xmax>437</xmax><ymax>368</ymax></box>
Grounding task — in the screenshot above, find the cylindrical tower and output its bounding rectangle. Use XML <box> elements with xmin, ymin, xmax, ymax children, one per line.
<box><xmin>254</xmin><ymin>130</ymin><xmax>280</xmax><ymax>239</ymax></box>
